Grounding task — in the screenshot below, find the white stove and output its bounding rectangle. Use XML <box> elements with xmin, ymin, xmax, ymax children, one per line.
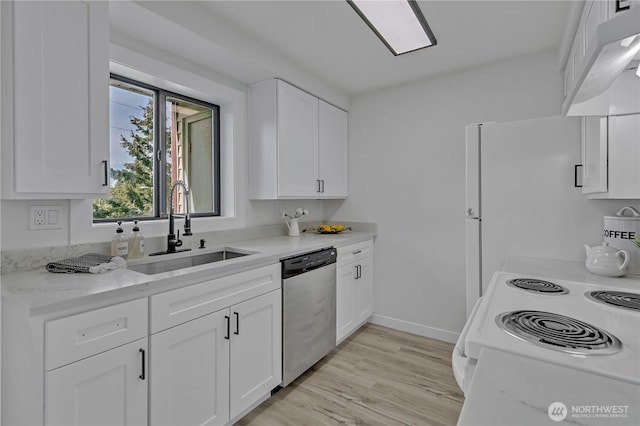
<box><xmin>453</xmin><ymin>271</ymin><xmax>640</xmax><ymax>394</ymax></box>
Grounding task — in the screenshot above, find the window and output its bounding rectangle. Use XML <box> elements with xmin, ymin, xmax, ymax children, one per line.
<box><xmin>93</xmin><ymin>75</ymin><xmax>220</xmax><ymax>221</ymax></box>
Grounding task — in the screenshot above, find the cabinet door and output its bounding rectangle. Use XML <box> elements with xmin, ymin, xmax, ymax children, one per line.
<box><xmin>277</xmin><ymin>80</ymin><xmax>319</xmax><ymax>197</ymax></box>
<box><xmin>45</xmin><ymin>339</ymin><xmax>147</xmax><ymax>426</ymax></box>
<box><xmin>150</xmin><ymin>310</ymin><xmax>230</xmax><ymax>426</ymax></box>
<box><xmin>355</xmin><ymin>256</ymin><xmax>374</xmax><ymax>324</ymax></box>
<box><xmin>584</xmin><ymin>0</ymin><xmax>609</xmax><ymax>55</ymax></box>
<box><xmin>336</xmin><ymin>263</ymin><xmax>356</xmax><ymax>343</ymax></box>
<box><xmin>582</xmin><ymin>116</ymin><xmax>607</xmax><ymax>194</ymax></box>
<box><xmin>563</xmin><ymin>50</ymin><xmax>574</xmax><ymax>101</ymax></box>
<box><xmin>318</xmin><ymin>101</ymin><xmax>348</xmax><ymax>198</ymax></box>
<box><xmin>11</xmin><ymin>0</ymin><xmax>109</xmax><ymax>197</ymax></box>
<box><xmin>229</xmin><ymin>289</ymin><xmax>282</xmax><ymax>419</ymax></box>
<box><xmin>609</xmin><ymin>0</ymin><xmax>637</xmax><ymax>17</ymax></box>
<box><xmin>607</xmin><ymin>114</ymin><xmax>640</xmax><ymax>198</ymax></box>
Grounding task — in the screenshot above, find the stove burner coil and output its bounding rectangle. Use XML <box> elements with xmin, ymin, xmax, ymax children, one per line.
<box><xmin>496</xmin><ymin>310</ymin><xmax>622</xmax><ymax>356</ymax></box>
<box><xmin>586</xmin><ymin>291</ymin><xmax>640</xmax><ymax>312</ymax></box>
<box><xmin>506</xmin><ymin>278</ymin><xmax>569</xmax><ymax>295</ymax></box>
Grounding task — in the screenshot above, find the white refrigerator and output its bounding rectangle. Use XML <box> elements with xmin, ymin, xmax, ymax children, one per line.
<box><xmin>464</xmin><ymin>115</ymin><xmax>612</xmax><ymax>316</ymax></box>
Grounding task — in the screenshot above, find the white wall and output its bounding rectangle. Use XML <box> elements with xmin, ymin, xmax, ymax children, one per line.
<box><xmin>324</xmin><ymin>49</ymin><xmax>638</xmax><ymax>341</ymax></box>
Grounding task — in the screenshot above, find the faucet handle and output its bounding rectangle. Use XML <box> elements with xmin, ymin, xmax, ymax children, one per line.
<box><xmin>175</xmin><ymin>230</ymin><xmax>183</xmax><ymax>248</ymax></box>
<box><xmin>183</xmin><ymin>216</ymin><xmax>192</xmax><ymax>236</ymax></box>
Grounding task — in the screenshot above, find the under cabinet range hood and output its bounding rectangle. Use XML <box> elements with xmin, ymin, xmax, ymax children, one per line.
<box><xmin>564</xmin><ymin>7</ymin><xmax>640</xmax><ymax>116</ymax></box>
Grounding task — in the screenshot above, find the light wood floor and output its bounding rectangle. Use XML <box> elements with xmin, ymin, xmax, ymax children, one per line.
<box><xmin>236</xmin><ymin>323</ymin><xmax>464</xmax><ymax>426</ymax></box>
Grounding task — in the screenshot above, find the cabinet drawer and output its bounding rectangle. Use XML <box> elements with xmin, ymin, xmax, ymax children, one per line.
<box><xmin>337</xmin><ymin>239</ymin><xmax>374</xmax><ymax>265</ymax></box>
<box><xmin>46</xmin><ymin>298</ymin><xmax>147</xmax><ymax>371</ymax></box>
<box><xmin>151</xmin><ymin>263</ymin><xmax>281</xmax><ymax>333</ymax></box>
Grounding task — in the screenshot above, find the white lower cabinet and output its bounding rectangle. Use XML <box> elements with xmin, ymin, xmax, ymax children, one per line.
<box><xmin>336</xmin><ymin>239</ymin><xmax>374</xmax><ymax>344</ymax></box>
<box><xmin>354</xmin><ymin>256</ymin><xmax>374</xmax><ymax>324</ymax></box>
<box><xmin>337</xmin><ymin>263</ymin><xmax>356</xmax><ymax>340</ymax></box>
<box><xmin>229</xmin><ymin>289</ymin><xmax>282</xmax><ymax>419</ymax></box>
<box><xmin>150</xmin><ymin>289</ymin><xmax>282</xmax><ymax>426</ymax></box>
<box><xmin>42</xmin><ymin>298</ymin><xmax>149</xmax><ymax>426</ymax></box>
<box><xmin>150</xmin><ymin>310</ymin><xmax>230</xmax><ymax>426</ymax></box>
<box><xmin>46</xmin><ymin>339</ymin><xmax>148</xmax><ymax>426</ymax></box>
<box><xmin>2</xmin><ymin>264</ymin><xmax>282</xmax><ymax>426</ymax></box>
<box><xmin>149</xmin><ymin>263</ymin><xmax>282</xmax><ymax>425</ymax></box>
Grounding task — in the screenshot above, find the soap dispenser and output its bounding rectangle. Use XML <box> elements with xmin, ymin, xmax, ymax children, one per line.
<box><xmin>128</xmin><ymin>220</ymin><xmax>145</xmax><ymax>259</ymax></box>
<box><xmin>111</xmin><ymin>221</ymin><xmax>129</xmax><ymax>259</ymax></box>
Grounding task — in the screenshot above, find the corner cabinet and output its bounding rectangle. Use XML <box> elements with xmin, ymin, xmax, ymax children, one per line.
<box><xmin>581</xmin><ymin>114</ymin><xmax>640</xmax><ymax>199</ymax></box>
<box><xmin>0</xmin><ymin>0</ymin><xmax>110</xmax><ymax>199</ymax></box>
<box><xmin>336</xmin><ymin>239</ymin><xmax>374</xmax><ymax>344</ymax></box>
<box><xmin>248</xmin><ymin>79</ymin><xmax>348</xmax><ymax>199</ymax></box>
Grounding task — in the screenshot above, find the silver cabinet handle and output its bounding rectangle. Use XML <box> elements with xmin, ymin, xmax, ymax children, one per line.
<box><xmin>353</xmin><ymin>250</ymin><xmax>362</xmax><ymax>255</ymax></box>
<box><xmin>321</xmin><ymin>179</ymin><xmax>325</xmax><ymax>193</ymax></box>
<box><xmin>317</xmin><ymin>179</ymin><xmax>322</xmax><ymax>193</ymax></box>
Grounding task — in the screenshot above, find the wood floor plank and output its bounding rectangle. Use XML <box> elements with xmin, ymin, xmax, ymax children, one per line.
<box><xmin>236</xmin><ymin>324</ymin><xmax>464</xmax><ymax>425</ymax></box>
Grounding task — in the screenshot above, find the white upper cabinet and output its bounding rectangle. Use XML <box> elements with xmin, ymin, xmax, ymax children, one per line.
<box><xmin>318</xmin><ymin>100</ymin><xmax>349</xmax><ymax>198</ymax></box>
<box><xmin>608</xmin><ymin>0</ymin><xmax>640</xmax><ymax>17</ymax></box>
<box><xmin>1</xmin><ymin>0</ymin><xmax>110</xmax><ymax>199</ymax></box>
<box><xmin>582</xmin><ymin>114</ymin><xmax>640</xmax><ymax>199</ymax></box>
<box><xmin>276</xmin><ymin>81</ymin><xmax>319</xmax><ymax>197</ymax></box>
<box><xmin>249</xmin><ymin>79</ymin><xmax>348</xmax><ymax>199</ymax></box>
<box><xmin>563</xmin><ymin>0</ymin><xmax>640</xmax><ymax>115</ymax></box>
<box><xmin>581</xmin><ymin>117</ymin><xmax>608</xmax><ymax>194</ymax></box>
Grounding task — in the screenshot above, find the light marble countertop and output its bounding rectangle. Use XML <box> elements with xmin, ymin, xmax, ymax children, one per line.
<box><xmin>502</xmin><ymin>256</ymin><xmax>640</xmax><ymax>289</ymax></box>
<box><xmin>1</xmin><ymin>231</ymin><xmax>375</xmax><ymax>317</ymax></box>
<box><xmin>458</xmin><ymin>347</ymin><xmax>640</xmax><ymax>426</ymax></box>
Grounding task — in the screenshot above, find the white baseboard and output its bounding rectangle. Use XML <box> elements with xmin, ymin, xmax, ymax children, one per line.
<box><xmin>369</xmin><ymin>314</ymin><xmax>460</xmax><ymax>344</ymax></box>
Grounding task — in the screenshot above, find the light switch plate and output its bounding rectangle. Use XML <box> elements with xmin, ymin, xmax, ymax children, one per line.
<box><xmin>29</xmin><ymin>205</ymin><xmax>63</xmax><ymax>230</ymax></box>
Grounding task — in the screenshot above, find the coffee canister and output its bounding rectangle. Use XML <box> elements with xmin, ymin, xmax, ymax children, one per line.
<box><xmin>604</xmin><ymin>206</ymin><xmax>640</xmax><ymax>276</ymax></box>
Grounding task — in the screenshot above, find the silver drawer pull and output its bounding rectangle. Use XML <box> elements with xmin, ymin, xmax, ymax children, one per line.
<box><xmin>352</xmin><ymin>250</ymin><xmax>362</xmax><ymax>255</ymax></box>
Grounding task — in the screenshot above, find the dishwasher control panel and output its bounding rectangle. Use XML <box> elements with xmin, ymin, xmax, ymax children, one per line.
<box><xmin>281</xmin><ymin>247</ymin><xmax>336</xmax><ymax>279</ymax></box>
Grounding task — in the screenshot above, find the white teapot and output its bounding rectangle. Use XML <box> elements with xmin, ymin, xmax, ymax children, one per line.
<box><xmin>584</xmin><ymin>242</ymin><xmax>630</xmax><ymax>277</ymax></box>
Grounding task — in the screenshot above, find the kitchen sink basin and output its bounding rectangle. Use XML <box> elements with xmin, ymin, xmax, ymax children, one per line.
<box><xmin>127</xmin><ymin>249</ymin><xmax>253</xmax><ymax>275</ymax></box>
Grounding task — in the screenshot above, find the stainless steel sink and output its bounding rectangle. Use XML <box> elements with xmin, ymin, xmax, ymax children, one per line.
<box><xmin>128</xmin><ymin>250</ymin><xmax>252</xmax><ymax>275</ymax></box>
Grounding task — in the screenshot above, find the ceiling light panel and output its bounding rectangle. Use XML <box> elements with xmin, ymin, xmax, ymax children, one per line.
<box><xmin>348</xmin><ymin>0</ymin><xmax>437</xmax><ymax>56</ymax></box>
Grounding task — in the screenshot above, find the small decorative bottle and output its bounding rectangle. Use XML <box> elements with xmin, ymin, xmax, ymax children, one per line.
<box><xmin>128</xmin><ymin>220</ymin><xmax>145</xmax><ymax>259</ymax></box>
<box><xmin>111</xmin><ymin>221</ymin><xmax>129</xmax><ymax>259</ymax></box>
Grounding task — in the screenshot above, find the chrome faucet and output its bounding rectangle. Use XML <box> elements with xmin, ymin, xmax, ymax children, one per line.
<box><xmin>167</xmin><ymin>180</ymin><xmax>192</xmax><ymax>253</ymax></box>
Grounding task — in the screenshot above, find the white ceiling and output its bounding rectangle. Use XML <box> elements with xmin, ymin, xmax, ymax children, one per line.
<box><xmin>197</xmin><ymin>0</ymin><xmax>574</xmax><ymax>94</ymax></box>
<box><xmin>111</xmin><ymin>1</ymin><xmax>576</xmax><ymax>97</ymax></box>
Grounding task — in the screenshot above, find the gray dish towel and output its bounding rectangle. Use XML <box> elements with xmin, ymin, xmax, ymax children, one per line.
<box><xmin>46</xmin><ymin>253</ymin><xmax>116</xmax><ymax>273</ymax></box>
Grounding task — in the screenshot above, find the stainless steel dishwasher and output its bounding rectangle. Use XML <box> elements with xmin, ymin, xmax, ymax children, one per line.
<box><xmin>281</xmin><ymin>247</ymin><xmax>337</xmax><ymax>387</ymax></box>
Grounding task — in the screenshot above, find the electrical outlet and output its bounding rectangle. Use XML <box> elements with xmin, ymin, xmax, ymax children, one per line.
<box><xmin>34</xmin><ymin>209</ymin><xmax>46</xmax><ymax>225</ymax></box>
<box><xmin>29</xmin><ymin>205</ymin><xmax>63</xmax><ymax>230</ymax></box>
